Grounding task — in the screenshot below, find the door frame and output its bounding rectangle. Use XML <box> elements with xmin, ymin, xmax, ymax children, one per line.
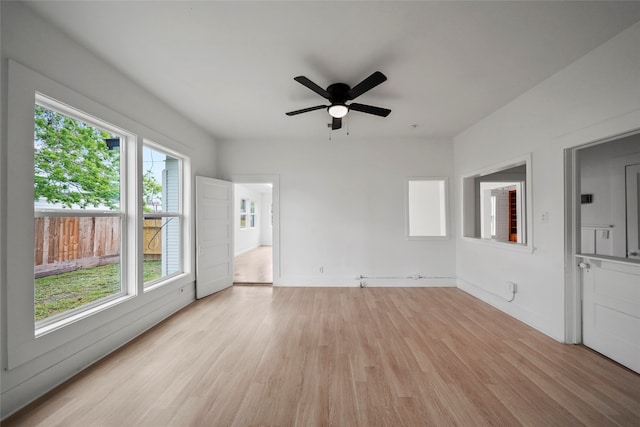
<box><xmin>564</xmin><ymin>128</ymin><xmax>640</xmax><ymax>344</ymax></box>
<box><xmin>230</xmin><ymin>174</ymin><xmax>281</xmax><ymax>285</ymax></box>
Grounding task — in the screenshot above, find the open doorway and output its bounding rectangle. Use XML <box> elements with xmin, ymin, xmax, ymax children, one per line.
<box><xmin>233</xmin><ymin>182</ymin><xmax>273</xmax><ymax>285</ymax></box>
<box><xmin>565</xmin><ymin>130</ymin><xmax>640</xmax><ymax>373</ymax></box>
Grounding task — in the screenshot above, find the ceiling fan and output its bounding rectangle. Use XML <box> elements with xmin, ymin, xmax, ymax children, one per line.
<box><xmin>286</xmin><ymin>71</ymin><xmax>391</xmax><ymax>130</ymax></box>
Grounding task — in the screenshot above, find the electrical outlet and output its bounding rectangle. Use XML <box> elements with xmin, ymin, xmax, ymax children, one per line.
<box><xmin>508</xmin><ymin>282</ymin><xmax>518</xmax><ymax>293</ymax></box>
<box><xmin>319</xmin><ymin>266</ymin><xmax>324</xmax><ymax>274</ymax></box>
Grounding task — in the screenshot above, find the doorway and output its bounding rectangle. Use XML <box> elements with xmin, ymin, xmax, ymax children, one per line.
<box><xmin>565</xmin><ymin>130</ymin><xmax>640</xmax><ymax>373</ymax></box>
<box><xmin>231</xmin><ymin>175</ymin><xmax>279</xmax><ymax>285</ymax></box>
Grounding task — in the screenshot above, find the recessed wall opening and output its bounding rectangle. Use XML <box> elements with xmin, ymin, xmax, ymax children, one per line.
<box><xmin>462</xmin><ymin>156</ymin><xmax>531</xmax><ymax>249</ymax></box>
<box><xmin>233</xmin><ymin>183</ymin><xmax>273</xmax><ymax>285</ymax></box>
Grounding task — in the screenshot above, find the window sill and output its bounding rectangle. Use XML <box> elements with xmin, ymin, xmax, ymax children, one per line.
<box><xmin>144</xmin><ymin>271</ymin><xmax>192</xmax><ymax>293</ymax></box>
<box><xmin>407</xmin><ymin>235</ymin><xmax>451</xmax><ymax>241</ymax></box>
<box><xmin>461</xmin><ymin>236</ymin><xmax>534</xmax><ymax>254</ymax></box>
<box><xmin>36</xmin><ymin>293</ymin><xmax>135</xmax><ymax>338</ymax></box>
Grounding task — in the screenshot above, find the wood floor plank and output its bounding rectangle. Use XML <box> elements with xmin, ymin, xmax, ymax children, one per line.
<box><xmin>233</xmin><ymin>245</ymin><xmax>272</xmax><ymax>284</ymax></box>
<box><xmin>4</xmin><ymin>286</ymin><xmax>640</xmax><ymax>426</ymax></box>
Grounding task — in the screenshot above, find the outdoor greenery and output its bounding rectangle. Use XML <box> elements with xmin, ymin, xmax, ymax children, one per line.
<box><xmin>143</xmin><ymin>169</ymin><xmax>162</xmax><ymax>212</ymax></box>
<box><xmin>33</xmin><ymin>105</ymin><xmax>167</xmax><ymax>322</ymax></box>
<box><xmin>34</xmin><ymin>105</ymin><xmax>121</xmax><ymax>209</ymax></box>
<box><xmin>35</xmin><ymin>261</ymin><xmax>162</xmax><ymax>322</ymax></box>
<box><xmin>34</xmin><ymin>105</ymin><xmax>163</xmax><ymax>209</ymax></box>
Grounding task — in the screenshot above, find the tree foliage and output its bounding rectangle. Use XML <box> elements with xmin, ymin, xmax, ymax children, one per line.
<box><xmin>143</xmin><ymin>169</ymin><xmax>162</xmax><ymax>212</ymax></box>
<box><xmin>34</xmin><ymin>105</ymin><xmax>163</xmax><ymax>211</ymax></box>
<box><xmin>34</xmin><ymin>105</ymin><xmax>120</xmax><ymax>209</ymax></box>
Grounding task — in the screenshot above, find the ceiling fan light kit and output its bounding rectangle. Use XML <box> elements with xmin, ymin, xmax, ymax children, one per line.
<box><xmin>286</xmin><ymin>71</ymin><xmax>391</xmax><ymax>130</ymax></box>
<box><xmin>328</xmin><ymin>104</ymin><xmax>348</xmax><ymax>118</ymax></box>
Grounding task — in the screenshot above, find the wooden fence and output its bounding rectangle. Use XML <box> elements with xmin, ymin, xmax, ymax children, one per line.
<box><xmin>34</xmin><ymin>217</ymin><xmax>162</xmax><ymax>278</ymax></box>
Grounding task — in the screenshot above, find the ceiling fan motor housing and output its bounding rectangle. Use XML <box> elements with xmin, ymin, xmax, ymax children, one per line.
<box><xmin>327</xmin><ymin>83</ymin><xmax>351</xmax><ymax>104</ymax></box>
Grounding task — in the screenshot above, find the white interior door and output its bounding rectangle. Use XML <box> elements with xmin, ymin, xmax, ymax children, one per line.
<box><xmin>581</xmin><ymin>258</ymin><xmax>640</xmax><ymax>373</ymax></box>
<box><xmin>626</xmin><ymin>163</ymin><xmax>640</xmax><ymax>260</ymax></box>
<box><xmin>582</xmin><ymin>162</ymin><xmax>640</xmax><ymax>373</ymax></box>
<box><xmin>195</xmin><ymin>176</ymin><xmax>233</xmax><ymax>299</ymax></box>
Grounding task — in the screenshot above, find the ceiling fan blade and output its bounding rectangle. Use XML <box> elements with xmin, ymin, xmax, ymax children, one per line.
<box><xmin>347</xmin><ymin>71</ymin><xmax>387</xmax><ymax>100</ymax></box>
<box><xmin>294</xmin><ymin>76</ymin><xmax>331</xmax><ymax>99</ymax></box>
<box><xmin>332</xmin><ymin>117</ymin><xmax>342</xmax><ymax>130</ymax></box>
<box><xmin>349</xmin><ymin>103</ymin><xmax>391</xmax><ymax>117</ymax></box>
<box><xmin>285</xmin><ymin>105</ymin><xmax>328</xmax><ymax>116</ymax></box>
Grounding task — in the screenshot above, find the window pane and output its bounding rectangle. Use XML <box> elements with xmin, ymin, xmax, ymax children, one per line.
<box><xmin>408</xmin><ymin>179</ymin><xmax>447</xmax><ymax>237</ymax></box>
<box><xmin>143</xmin><ymin>147</ymin><xmax>180</xmax><ymax>213</ymax></box>
<box><xmin>34</xmin><ymin>216</ymin><xmax>122</xmax><ymax>322</ymax></box>
<box><xmin>250</xmin><ymin>201</ymin><xmax>256</xmax><ymax>228</ymax></box>
<box><xmin>144</xmin><ymin>216</ymin><xmax>181</xmax><ymax>285</ymax></box>
<box><xmin>34</xmin><ymin>105</ymin><xmax>121</xmax><ymax>210</ymax></box>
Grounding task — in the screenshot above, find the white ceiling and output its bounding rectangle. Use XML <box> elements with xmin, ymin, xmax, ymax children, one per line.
<box><xmin>25</xmin><ymin>1</ymin><xmax>640</xmax><ymax>142</ymax></box>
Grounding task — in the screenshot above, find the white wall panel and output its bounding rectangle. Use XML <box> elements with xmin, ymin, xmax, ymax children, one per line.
<box><xmin>219</xmin><ymin>137</ymin><xmax>456</xmax><ymax>286</ymax></box>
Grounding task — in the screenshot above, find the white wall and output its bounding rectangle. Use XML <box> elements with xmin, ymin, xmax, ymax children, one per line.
<box><xmin>0</xmin><ymin>2</ymin><xmax>217</xmax><ymax>419</ymax></box>
<box><xmin>218</xmin><ymin>137</ymin><xmax>456</xmax><ymax>286</ymax></box>
<box><xmin>454</xmin><ymin>21</ymin><xmax>640</xmax><ymax>341</ymax></box>
<box><xmin>234</xmin><ymin>183</ymin><xmax>271</xmax><ymax>255</ymax></box>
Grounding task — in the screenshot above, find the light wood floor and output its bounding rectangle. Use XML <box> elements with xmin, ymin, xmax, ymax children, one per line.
<box><xmin>4</xmin><ymin>287</ymin><xmax>639</xmax><ymax>426</ymax></box>
<box><xmin>233</xmin><ymin>246</ymin><xmax>272</xmax><ymax>284</ymax></box>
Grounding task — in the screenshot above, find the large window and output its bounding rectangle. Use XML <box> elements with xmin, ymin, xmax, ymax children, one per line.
<box><xmin>143</xmin><ymin>143</ymin><xmax>183</xmax><ymax>287</ymax></box>
<box><xmin>32</xmin><ymin>95</ymin><xmax>188</xmax><ymax>329</ymax></box>
<box><xmin>34</xmin><ymin>95</ymin><xmax>126</xmax><ymax>326</ymax></box>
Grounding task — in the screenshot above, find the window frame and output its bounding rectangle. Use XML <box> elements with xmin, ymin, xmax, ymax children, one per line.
<box><xmin>461</xmin><ymin>153</ymin><xmax>534</xmax><ymax>253</ymax></box>
<box><xmin>405</xmin><ymin>177</ymin><xmax>450</xmax><ymax>240</ymax></box>
<box><xmin>5</xmin><ymin>61</ymin><xmax>194</xmax><ymax>370</ymax></box>
<box><xmin>33</xmin><ymin>94</ymin><xmax>136</xmax><ymax>333</ymax></box>
<box><xmin>239</xmin><ymin>198</ymin><xmax>248</xmax><ymax>229</ymax></box>
<box><xmin>142</xmin><ymin>140</ymin><xmax>186</xmax><ymax>290</ymax></box>
<box><xmin>249</xmin><ymin>200</ymin><xmax>256</xmax><ymax>228</ymax></box>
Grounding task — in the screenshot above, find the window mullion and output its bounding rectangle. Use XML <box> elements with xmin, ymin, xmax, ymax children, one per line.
<box><xmin>130</xmin><ymin>136</ymin><xmax>144</xmax><ymax>297</ymax></box>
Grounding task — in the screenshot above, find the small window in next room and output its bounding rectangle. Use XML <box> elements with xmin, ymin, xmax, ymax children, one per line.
<box><xmin>249</xmin><ymin>201</ymin><xmax>256</xmax><ymax>228</ymax></box>
<box><xmin>239</xmin><ymin>198</ymin><xmax>247</xmax><ymax>229</ymax></box>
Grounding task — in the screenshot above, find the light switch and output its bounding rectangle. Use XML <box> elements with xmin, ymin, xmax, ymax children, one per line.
<box><xmin>540</xmin><ymin>211</ymin><xmax>548</xmax><ymax>223</ymax></box>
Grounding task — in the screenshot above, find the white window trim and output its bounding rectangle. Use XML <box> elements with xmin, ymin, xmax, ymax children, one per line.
<box><xmin>142</xmin><ymin>140</ymin><xmax>186</xmax><ymax>290</ymax></box>
<box><xmin>239</xmin><ymin>198</ymin><xmax>248</xmax><ymax>229</ymax></box>
<box><xmin>33</xmin><ymin>94</ymin><xmax>137</xmax><ymax>333</ymax></box>
<box><xmin>461</xmin><ymin>153</ymin><xmax>534</xmax><ymax>254</ymax></box>
<box><xmin>405</xmin><ymin>176</ymin><xmax>450</xmax><ymax>240</ymax></box>
<box><xmin>249</xmin><ymin>200</ymin><xmax>256</xmax><ymax>228</ymax></box>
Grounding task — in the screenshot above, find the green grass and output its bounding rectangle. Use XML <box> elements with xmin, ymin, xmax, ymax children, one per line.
<box><xmin>35</xmin><ymin>261</ymin><xmax>162</xmax><ymax>321</ymax></box>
